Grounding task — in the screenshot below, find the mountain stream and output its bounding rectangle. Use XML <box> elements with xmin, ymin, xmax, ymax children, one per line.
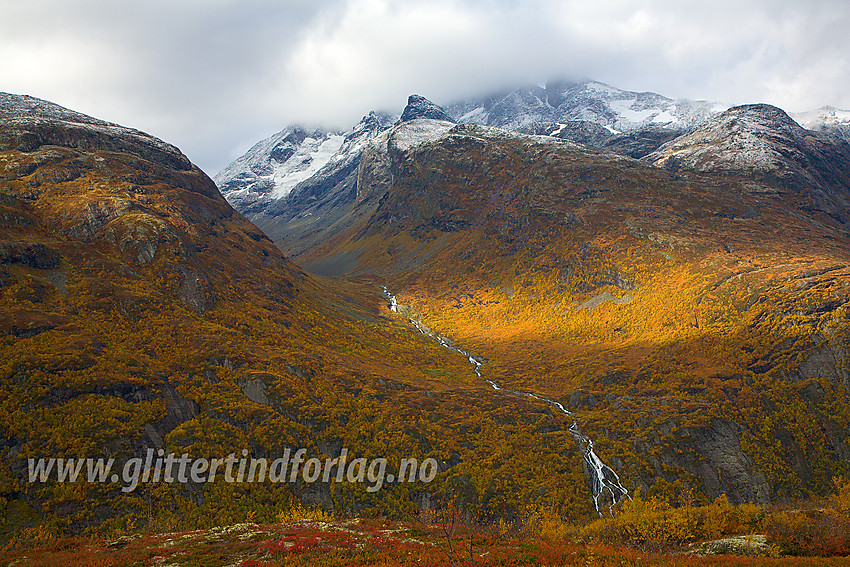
<box><xmin>381</xmin><ymin>286</ymin><xmax>629</xmax><ymax>515</ymax></box>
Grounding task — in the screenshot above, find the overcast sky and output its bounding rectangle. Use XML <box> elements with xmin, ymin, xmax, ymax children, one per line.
<box><xmin>2</xmin><ymin>0</ymin><xmax>849</xmax><ymax>174</ymax></box>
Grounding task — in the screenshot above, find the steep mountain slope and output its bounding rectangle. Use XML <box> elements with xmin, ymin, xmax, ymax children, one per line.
<box><xmin>216</xmin><ymin>111</ymin><xmax>397</xmax><ymax>255</ymax></box>
<box><xmin>292</xmin><ymin>106</ymin><xmax>850</xmax><ymax>505</ymax></box>
<box><xmin>1</xmin><ymin>94</ymin><xmax>597</xmax><ymax>537</ymax></box>
<box><xmin>214</xmin><ymin>125</ymin><xmax>345</xmax><ymax>213</ymax></box>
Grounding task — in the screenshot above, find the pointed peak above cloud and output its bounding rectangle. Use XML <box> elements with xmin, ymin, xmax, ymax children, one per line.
<box><xmin>399</xmin><ymin>94</ymin><xmax>455</xmax><ymax>123</ymax></box>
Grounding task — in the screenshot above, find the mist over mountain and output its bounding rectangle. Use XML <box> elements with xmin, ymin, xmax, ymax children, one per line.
<box><xmin>214</xmin><ymin>79</ymin><xmax>849</xmax><ymax>264</ymax></box>
<box><xmin>215</xmin><ymin>80</ymin><xmax>730</xmax><ymax>224</ymax></box>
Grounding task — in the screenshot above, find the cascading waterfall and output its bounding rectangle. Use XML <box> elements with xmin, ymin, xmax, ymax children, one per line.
<box><xmin>381</xmin><ymin>286</ymin><xmax>629</xmax><ymax>515</ymax></box>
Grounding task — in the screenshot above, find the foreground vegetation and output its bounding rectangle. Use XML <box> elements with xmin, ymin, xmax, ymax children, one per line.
<box><xmin>3</xmin><ymin>479</ymin><xmax>850</xmax><ymax>566</ymax></box>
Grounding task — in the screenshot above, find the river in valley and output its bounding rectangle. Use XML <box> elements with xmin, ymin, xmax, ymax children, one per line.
<box><xmin>381</xmin><ymin>286</ymin><xmax>629</xmax><ymax>515</ymax></box>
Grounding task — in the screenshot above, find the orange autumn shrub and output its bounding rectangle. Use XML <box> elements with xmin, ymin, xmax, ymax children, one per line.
<box><xmin>764</xmin><ymin>477</ymin><xmax>850</xmax><ymax>556</ymax></box>
<box><xmin>581</xmin><ymin>493</ymin><xmax>766</xmax><ymax>553</ymax></box>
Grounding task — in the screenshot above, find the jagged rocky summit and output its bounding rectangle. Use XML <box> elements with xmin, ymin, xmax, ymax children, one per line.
<box><xmin>214</xmin><ymin>80</ymin><xmax>731</xmax><ymax>225</ymax></box>
<box><xmin>399</xmin><ymin>94</ymin><xmax>456</xmax><ymax>123</ymax></box>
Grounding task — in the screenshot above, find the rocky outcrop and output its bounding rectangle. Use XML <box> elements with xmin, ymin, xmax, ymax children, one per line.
<box><xmin>399</xmin><ymin>94</ymin><xmax>455</xmax><ymax>123</ymax></box>
<box><xmin>0</xmin><ymin>240</ymin><xmax>60</xmax><ymax>269</ymax></box>
<box><xmin>687</xmin><ymin>534</ymin><xmax>774</xmax><ymax>557</ymax></box>
<box><xmin>356</xmin><ymin>118</ymin><xmax>456</xmax><ymax>204</ymax></box>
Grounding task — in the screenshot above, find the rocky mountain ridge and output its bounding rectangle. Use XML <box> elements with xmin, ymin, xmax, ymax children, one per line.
<box><xmin>444</xmin><ymin>80</ymin><xmax>726</xmax><ymax>133</ymax></box>
<box><xmin>216</xmin><ymin>81</ymin><xmax>850</xmax><ymax>264</ymax></box>
<box><xmin>214</xmin><ymin>80</ymin><xmax>729</xmax><ymax>226</ymax></box>
<box><xmin>648</xmin><ymin>103</ymin><xmax>850</xmax><ymax>226</ymax></box>
<box><xmin>0</xmin><ymin>92</ymin><xmax>194</xmax><ymax>174</ymax></box>
<box><xmin>213</xmin><ymin>110</ymin><xmax>397</xmax><ymax>216</ymax></box>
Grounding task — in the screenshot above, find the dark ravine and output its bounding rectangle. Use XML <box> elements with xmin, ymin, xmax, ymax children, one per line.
<box><xmin>381</xmin><ymin>286</ymin><xmax>630</xmax><ymax>515</ymax></box>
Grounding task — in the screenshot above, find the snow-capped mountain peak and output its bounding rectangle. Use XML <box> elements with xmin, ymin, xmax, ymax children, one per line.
<box><xmin>214</xmin><ymin>82</ymin><xmax>732</xmax><ymax>219</ymax></box>
<box><xmin>792</xmin><ymin>105</ymin><xmax>850</xmax><ymax>144</ymax></box>
<box><xmin>444</xmin><ymin>80</ymin><xmax>728</xmax><ymax>133</ymax></box>
<box><xmin>399</xmin><ymin>94</ymin><xmax>455</xmax><ymax>123</ymax></box>
<box><xmin>214</xmin><ymin>111</ymin><xmax>396</xmax><ymax>215</ymax></box>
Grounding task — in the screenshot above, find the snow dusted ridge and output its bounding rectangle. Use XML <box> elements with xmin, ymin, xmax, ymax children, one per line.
<box><xmin>444</xmin><ymin>80</ymin><xmax>729</xmax><ymax>134</ymax></box>
<box><xmin>648</xmin><ymin>104</ymin><xmax>824</xmax><ymax>176</ymax></box>
<box><xmin>793</xmin><ymin>105</ymin><xmax>850</xmax><ymax>130</ymax></box>
<box><xmin>214</xmin><ymin>81</ymin><xmax>729</xmax><ymax>216</ymax></box>
<box><xmin>0</xmin><ymin>92</ymin><xmax>193</xmax><ymax>171</ymax></box>
<box><xmin>381</xmin><ymin>286</ymin><xmax>629</xmax><ymax>516</ymax></box>
<box><xmin>214</xmin><ymin>80</ymin><xmax>848</xmax><ymax>222</ymax></box>
<box><xmin>793</xmin><ymin>105</ymin><xmax>850</xmax><ymax>143</ymax></box>
<box><xmin>646</xmin><ymin>102</ymin><xmax>850</xmax><ymax>221</ymax></box>
<box><xmin>214</xmin><ymin>111</ymin><xmax>396</xmax><ymax>214</ymax></box>
<box><xmin>214</xmin><ymin>126</ymin><xmax>342</xmax><ymax>209</ymax></box>
<box><xmin>385</xmin><ymin>119</ymin><xmax>456</xmax><ymax>152</ymax></box>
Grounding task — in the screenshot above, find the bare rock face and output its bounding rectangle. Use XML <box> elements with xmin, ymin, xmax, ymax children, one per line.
<box><xmin>399</xmin><ymin>94</ymin><xmax>455</xmax><ymax>123</ymax></box>
<box><xmin>679</xmin><ymin>420</ymin><xmax>771</xmax><ymax>504</ymax></box>
<box><xmin>174</xmin><ymin>266</ymin><xmax>213</xmax><ymax>315</ymax></box>
<box><xmin>356</xmin><ymin>118</ymin><xmax>456</xmax><ymax>204</ymax></box>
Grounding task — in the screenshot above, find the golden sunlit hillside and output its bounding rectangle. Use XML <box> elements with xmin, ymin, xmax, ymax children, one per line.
<box><xmin>290</xmin><ymin>111</ymin><xmax>850</xmax><ymax>506</ymax></box>
<box><xmin>0</xmin><ymin>95</ymin><xmax>598</xmax><ymax>542</ymax></box>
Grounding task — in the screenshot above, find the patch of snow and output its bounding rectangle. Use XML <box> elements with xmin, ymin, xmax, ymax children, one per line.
<box><xmin>608</xmin><ymin>98</ymin><xmax>657</xmax><ymax>123</ymax></box>
<box><xmin>550</xmin><ymin>123</ymin><xmax>567</xmax><ymax>136</ymax></box>
<box><xmin>389</xmin><ymin>119</ymin><xmax>455</xmax><ymax>151</ymax></box>
<box><xmin>459</xmin><ymin>106</ymin><xmax>488</xmax><ymax>123</ymax></box>
<box><xmin>270</xmin><ymin>135</ymin><xmax>344</xmax><ymax>199</ymax></box>
<box><xmin>651</xmin><ymin>110</ymin><xmax>677</xmax><ymax>124</ymax></box>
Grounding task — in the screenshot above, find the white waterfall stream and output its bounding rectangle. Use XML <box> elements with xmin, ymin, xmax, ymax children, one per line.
<box><xmin>381</xmin><ymin>286</ymin><xmax>629</xmax><ymax>515</ymax></box>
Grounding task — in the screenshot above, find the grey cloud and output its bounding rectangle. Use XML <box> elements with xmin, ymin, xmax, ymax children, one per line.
<box><xmin>1</xmin><ymin>0</ymin><xmax>849</xmax><ymax>175</ymax></box>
